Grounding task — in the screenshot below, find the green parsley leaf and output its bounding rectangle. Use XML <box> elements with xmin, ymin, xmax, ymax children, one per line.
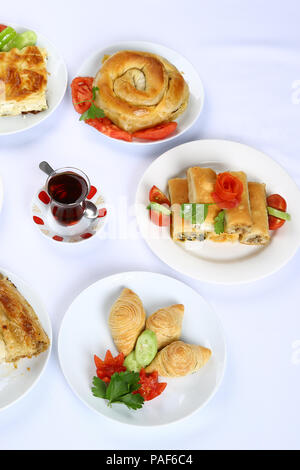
<box><xmin>118</xmin><ymin>392</ymin><xmax>144</xmax><ymax>410</ymax></box>
<box><xmin>92</xmin><ymin>86</ymin><xmax>99</xmax><ymax>101</ymax></box>
<box><xmin>91</xmin><ymin>376</ymin><xmax>107</xmax><ymax>399</ymax></box>
<box><xmin>181</xmin><ymin>203</ymin><xmax>209</xmax><ymax>225</ymax></box>
<box><xmin>106</xmin><ymin>371</ymin><xmax>141</xmax><ymax>404</ymax></box>
<box><xmin>79</xmin><ymin>103</ymin><xmax>105</xmax><ymax>121</ymax></box>
<box><xmin>214</xmin><ymin>210</ymin><xmax>225</xmax><ymax>234</ymax></box>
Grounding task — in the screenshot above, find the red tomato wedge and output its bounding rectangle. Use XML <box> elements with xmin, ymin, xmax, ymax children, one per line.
<box><xmin>0</xmin><ymin>25</ymin><xmax>7</xmax><ymax>33</ymax></box>
<box><xmin>212</xmin><ymin>172</ymin><xmax>243</xmax><ymax>209</ymax></box>
<box><xmin>267</xmin><ymin>194</ymin><xmax>287</xmax><ymax>230</ymax></box>
<box><xmin>94</xmin><ymin>350</ymin><xmax>126</xmax><ymax>384</ymax></box>
<box><xmin>133</xmin><ymin>369</ymin><xmax>167</xmax><ymax>401</ymax></box>
<box><xmin>71</xmin><ymin>77</ymin><xmax>94</xmax><ymax>114</ymax></box>
<box><xmin>149</xmin><ymin>186</ymin><xmax>171</xmax><ymax>206</ymax></box>
<box><xmin>132</xmin><ymin>122</ymin><xmax>177</xmax><ymax>141</ymax></box>
<box><xmin>86</xmin><ymin>117</ymin><xmax>133</xmax><ymax>142</ymax></box>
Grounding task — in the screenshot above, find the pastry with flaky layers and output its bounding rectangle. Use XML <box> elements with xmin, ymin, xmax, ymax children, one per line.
<box><xmin>109</xmin><ymin>288</ymin><xmax>146</xmax><ymax>356</ymax></box>
<box><xmin>146</xmin><ymin>341</ymin><xmax>212</xmax><ymax>377</ymax></box>
<box><xmin>146</xmin><ymin>304</ymin><xmax>184</xmax><ymax>350</ymax></box>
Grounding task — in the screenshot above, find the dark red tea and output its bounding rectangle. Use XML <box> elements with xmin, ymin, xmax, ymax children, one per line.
<box><xmin>48</xmin><ymin>172</ymin><xmax>88</xmax><ymax>226</ymax></box>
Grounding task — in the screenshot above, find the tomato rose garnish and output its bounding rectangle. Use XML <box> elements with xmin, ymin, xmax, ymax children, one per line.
<box><xmin>212</xmin><ymin>172</ymin><xmax>243</xmax><ymax>209</ymax></box>
<box><xmin>133</xmin><ymin>369</ymin><xmax>167</xmax><ymax>401</ymax></box>
<box><xmin>71</xmin><ymin>76</ymin><xmax>94</xmax><ymax>114</ymax></box>
<box><xmin>94</xmin><ymin>350</ymin><xmax>126</xmax><ymax>384</ymax></box>
<box><xmin>267</xmin><ymin>194</ymin><xmax>287</xmax><ymax>230</ymax></box>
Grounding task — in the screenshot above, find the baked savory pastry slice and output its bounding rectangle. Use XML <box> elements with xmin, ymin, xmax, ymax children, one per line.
<box><xmin>146</xmin><ymin>341</ymin><xmax>212</xmax><ymax>377</ymax></box>
<box><xmin>225</xmin><ymin>171</ymin><xmax>252</xmax><ymax>234</ymax></box>
<box><xmin>240</xmin><ymin>182</ymin><xmax>270</xmax><ymax>246</ymax></box>
<box><xmin>146</xmin><ymin>304</ymin><xmax>184</xmax><ymax>350</ymax></box>
<box><xmin>186</xmin><ymin>167</ymin><xmax>220</xmax><ymax>233</ymax></box>
<box><xmin>109</xmin><ymin>288</ymin><xmax>146</xmax><ymax>356</ymax></box>
<box><xmin>0</xmin><ymin>275</ymin><xmax>50</xmax><ymax>364</ymax></box>
<box><xmin>168</xmin><ymin>178</ymin><xmax>204</xmax><ymax>242</ymax></box>
<box><xmin>0</xmin><ymin>46</ymin><xmax>48</xmax><ymax>116</ymax></box>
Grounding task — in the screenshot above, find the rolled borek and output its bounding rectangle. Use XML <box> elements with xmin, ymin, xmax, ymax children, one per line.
<box><xmin>168</xmin><ymin>178</ymin><xmax>204</xmax><ymax>242</ymax></box>
<box><xmin>240</xmin><ymin>182</ymin><xmax>270</xmax><ymax>246</ymax></box>
<box><xmin>225</xmin><ymin>171</ymin><xmax>252</xmax><ymax>234</ymax></box>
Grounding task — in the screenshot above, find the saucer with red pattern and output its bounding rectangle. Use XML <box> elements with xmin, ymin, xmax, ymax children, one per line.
<box><xmin>31</xmin><ymin>184</ymin><xmax>108</xmax><ymax>244</ymax></box>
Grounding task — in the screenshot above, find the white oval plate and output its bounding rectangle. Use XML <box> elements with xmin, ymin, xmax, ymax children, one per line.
<box><xmin>136</xmin><ymin>140</ymin><xmax>300</xmax><ymax>284</ymax></box>
<box><xmin>75</xmin><ymin>41</ymin><xmax>204</xmax><ymax>145</ymax></box>
<box><xmin>58</xmin><ymin>271</ymin><xmax>226</xmax><ymax>427</ymax></box>
<box><xmin>0</xmin><ymin>23</ymin><xmax>68</xmax><ymax>136</ymax></box>
<box><xmin>0</xmin><ymin>268</ymin><xmax>52</xmax><ymax>411</ymax></box>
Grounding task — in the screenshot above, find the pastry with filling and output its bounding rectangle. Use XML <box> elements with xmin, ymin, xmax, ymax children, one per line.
<box><xmin>168</xmin><ymin>178</ymin><xmax>204</xmax><ymax>242</ymax></box>
<box><xmin>240</xmin><ymin>182</ymin><xmax>270</xmax><ymax>246</ymax></box>
<box><xmin>0</xmin><ymin>46</ymin><xmax>48</xmax><ymax>116</ymax></box>
<box><xmin>146</xmin><ymin>304</ymin><xmax>184</xmax><ymax>350</ymax></box>
<box><xmin>0</xmin><ymin>275</ymin><xmax>50</xmax><ymax>363</ymax></box>
<box><xmin>225</xmin><ymin>171</ymin><xmax>252</xmax><ymax>234</ymax></box>
<box><xmin>145</xmin><ymin>340</ymin><xmax>212</xmax><ymax>377</ymax></box>
<box><xmin>109</xmin><ymin>288</ymin><xmax>146</xmax><ymax>356</ymax></box>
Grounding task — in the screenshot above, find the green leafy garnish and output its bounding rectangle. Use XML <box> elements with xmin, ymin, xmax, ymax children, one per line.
<box><xmin>181</xmin><ymin>204</ymin><xmax>209</xmax><ymax>225</ymax></box>
<box><xmin>214</xmin><ymin>210</ymin><xmax>225</xmax><ymax>234</ymax></box>
<box><xmin>78</xmin><ymin>87</ymin><xmax>105</xmax><ymax>121</ymax></box>
<box><xmin>267</xmin><ymin>207</ymin><xmax>291</xmax><ymax>221</ymax></box>
<box><xmin>91</xmin><ymin>371</ymin><xmax>144</xmax><ymax>411</ymax></box>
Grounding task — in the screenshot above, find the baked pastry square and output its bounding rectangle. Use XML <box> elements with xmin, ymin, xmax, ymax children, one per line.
<box><xmin>0</xmin><ymin>275</ymin><xmax>50</xmax><ymax>363</ymax></box>
<box><xmin>0</xmin><ymin>46</ymin><xmax>48</xmax><ymax>116</ymax></box>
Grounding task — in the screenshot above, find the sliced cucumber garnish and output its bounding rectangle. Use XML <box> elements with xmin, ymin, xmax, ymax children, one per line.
<box><xmin>135</xmin><ymin>330</ymin><xmax>158</xmax><ymax>367</ymax></box>
<box><xmin>124</xmin><ymin>351</ymin><xmax>141</xmax><ymax>373</ymax></box>
<box><xmin>267</xmin><ymin>207</ymin><xmax>291</xmax><ymax>221</ymax></box>
<box><xmin>147</xmin><ymin>202</ymin><xmax>171</xmax><ymax>216</ymax></box>
<box><xmin>3</xmin><ymin>31</ymin><xmax>37</xmax><ymax>51</ymax></box>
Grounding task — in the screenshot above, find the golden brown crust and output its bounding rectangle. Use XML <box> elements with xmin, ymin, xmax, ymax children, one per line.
<box><xmin>145</xmin><ymin>341</ymin><xmax>212</xmax><ymax>377</ymax></box>
<box><xmin>94</xmin><ymin>50</ymin><xmax>189</xmax><ymax>132</ymax></box>
<box><xmin>0</xmin><ymin>46</ymin><xmax>48</xmax><ymax>115</ymax></box>
<box><xmin>108</xmin><ymin>288</ymin><xmax>146</xmax><ymax>356</ymax></box>
<box><xmin>240</xmin><ymin>182</ymin><xmax>270</xmax><ymax>245</ymax></box>
<box><xmin>0</xmin><ymin>275</ymin><xmax>50</xmax><ymax>363</ymax></box>
<box><xmin>225</xmin><ymin>171</ymin><xmax>252</xmax><ymax>233</ymax></box>
<box><xmin>146</xmin><ymin>304</ymin><xmax>184</xmax><ymax>350</ymax></box>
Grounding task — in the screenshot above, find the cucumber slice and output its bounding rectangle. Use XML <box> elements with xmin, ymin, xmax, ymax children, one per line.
<box><xmin>4</xmin><ymin>31</ymin><xmax>37</xmax><ymax>51</ymax></box>
<box><xmin>135</xmin><ymin>330</ymin><xmax>158</xmax><ymax>367</ymax></box>
<box><xmin>147</xmin><ymin>202</ymin><xmax>171</xmax><ymax>216</ymax></box>
<box><xmin>124</xmin><ymin>351</ymin><xmax>141</xmax><ymax>373</ymax></box>
<box><xmin>267</xmin><ymin>206</ymin><xmax>291</xmax><ymax>221</ymax></box>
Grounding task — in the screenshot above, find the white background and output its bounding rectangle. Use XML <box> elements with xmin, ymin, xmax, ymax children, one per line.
<box><xmin>0</xmin><ymin>0</ymin><xmax>300</xmax><ymax>450</ymax></box>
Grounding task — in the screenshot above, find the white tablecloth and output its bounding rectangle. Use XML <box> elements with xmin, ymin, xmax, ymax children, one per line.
<box><xmin>0</xmin><ymin>0</ymin><xmax>299</xmax><ymax>450</ymax></box>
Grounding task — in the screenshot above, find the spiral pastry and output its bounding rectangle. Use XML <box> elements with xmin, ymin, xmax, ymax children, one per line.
<box><xmin>145</xmin><ymin>341</ymin><xmax>212</xmax><ymax>377</ymax></box>
<box><xmin>94</xmin><ymin>50</ymin><xmax>189</xmax><ymax>133</ymax></box>
<box><xmin>146</xmin><ymin>304</ymin><xmax>184</xmax><ymax>350</ymax></box>
<box><xmin>109</xmin><ymin>288</ymin><xmax>146</xmax><ymax>356</ymax></box>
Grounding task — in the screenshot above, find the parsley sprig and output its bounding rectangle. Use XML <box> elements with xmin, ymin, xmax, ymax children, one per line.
<box><xmin>92</xmin><ymin>371</ymin><xmax>144</xmax><ymax>410</ymax></box>
<box><xmin>77</xmin><ymin>86</ymin><xmax>105</xmax><ymax>121</ymax></box>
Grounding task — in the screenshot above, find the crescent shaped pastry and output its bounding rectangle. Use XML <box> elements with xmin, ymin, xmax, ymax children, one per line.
<box><xmin>108</xmin><ymin>288</ymin><xmax>146</xmax><ymax>356</ymax></box>
<box><xmin>145</xmin><ymin>341</ymin><xmax>212</xmax><ymax>377</ymax></box>
<box><xmin>94</xmin><ymin>50</ymin><xmax>189</xmax><ymax>133</ymax></box>
<box><xmin>146</xmin><ymin>304</ymin><xmax>184</xmax><ymax>350</ymax></box>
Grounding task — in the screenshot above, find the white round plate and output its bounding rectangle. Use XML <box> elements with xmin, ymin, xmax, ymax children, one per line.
<box><xmin>31</xmin><ymin>182</ymin><xmax>108</xmax><ymax>244</ymax></box>
<box><xmin>136</xmin><ymin>140</ymin><xmax>300</xmax><ymax>284</ymax></box>
<box><xmin>0</xmin><ymin>23</ymin><xmax>68</xmax><ymax>136</ymax></box>
<box><xmin>0</xmin><ymin>268</ymin><xmax>52</xmax><ymax>411</ymax></box>
<box><xmin>75</xmin><ymin>41</ymin><xmax>204</xmax><ymax>145</ymax></box>
<box><xmin>58</xmin><ymin>271</ymin><xmax>226</xmax><ymax>427</ymax></box>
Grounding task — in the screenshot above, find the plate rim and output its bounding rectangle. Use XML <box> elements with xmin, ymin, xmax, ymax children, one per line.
<box><xmin>135</xmin><ymin>139</ymin><xmax>300</xmax><ymax>284</ymax></box>
<box><xmin>0</xmin><ymin>266</ymin><xmax>52</xmax><ymax>412</ymax></box>
<box><xmin>58</xmin><ymin>270</ymin><xmax>227</xmax><ymax>427</ymax></box>
<box><xmin>0</xmin><ymin>21</ymin><xmax>68</xmax><ymax>136</ymax></box>
<box><xmin>75</xmin><ymin>40</ymin><xmax>205</xmax><ymax>146</ymax></box>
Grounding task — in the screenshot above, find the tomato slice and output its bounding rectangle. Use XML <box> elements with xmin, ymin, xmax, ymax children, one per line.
<box><xmin>267</xmin><ymin>194</ymin><xmax>287</xmax><ymax>230</ymax></box>
<box><xmin>149</xmin><ymin>208</ymin><xmax>171</xmax><ymax>227</ymax></box>
<box><xmin>132</xmin><ymin>122</ymin><xmax>177</xmax><ymax>141</ymax></box>
<box><xmin>149</xmin><ymin>186</ymin><xmax>171</xmax><ymax>206</ymax></box>
<box><xmin>71</xmin><ymin>77</ymin><xmax>94</xmax><ymax>114</ymax></box>
<box><xmin>0</xmin><ymin>25</ymin><xmax>7</xmax><ymax>33</ymax></box>
<box><xmin>133</xmin><ymin>368</ymin><xmax>167</xmax><ymax>401</ymax></box>
<box><xmin>86</xmin><ymin>117</ymin><xmax>133</xmax><ymax>142</ymax></box>
<box><xmin>94</xmin><ymin>350</ymin><xmax>126</xmax><ymax>384</ymax></box>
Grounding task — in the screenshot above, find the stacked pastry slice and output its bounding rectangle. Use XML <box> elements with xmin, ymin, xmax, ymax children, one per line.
<box><xmin>168</xmin><ymin>167</ymin><xmax>270</xmax><ymax>246</ymax></box>
<box><xmin>0</xmin><ymin>275</ymin><xmax>50</xmax><ymax>364</ymax></box>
